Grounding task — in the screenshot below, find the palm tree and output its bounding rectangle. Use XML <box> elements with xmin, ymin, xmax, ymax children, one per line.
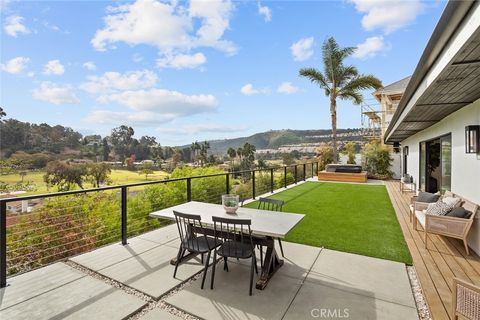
<box><xmin>299</xmin><ymin>37</ymin><xmax>382</xmax><ymax>161</ymax></box>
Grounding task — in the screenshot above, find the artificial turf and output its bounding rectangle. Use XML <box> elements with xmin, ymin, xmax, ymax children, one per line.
<box><xmin>245</xmin><ymin>181</ymin><xmax>412</xmax><ymax>264</ymax></box>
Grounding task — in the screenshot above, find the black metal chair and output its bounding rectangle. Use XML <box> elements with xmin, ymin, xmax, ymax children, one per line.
<box><xmin>210</xmin><ymin>216</ymin><xmax>258</xmax><ymax>296</ymax></box>
<box><xmin>257</xmin><ymin>197</ymin><xmax>285</xmax><ymax>257</ymax></box>
<box><xmin>173</xmin><ymin>211</ymin><xmax>222</xmax><ymax>289</ymax></box>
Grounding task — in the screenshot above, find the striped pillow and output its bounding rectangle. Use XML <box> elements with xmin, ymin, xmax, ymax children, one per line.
<box><xmin>426</xmin><ymin>200</ymin><xmax>454</xmax><ymax>216</ymax></box>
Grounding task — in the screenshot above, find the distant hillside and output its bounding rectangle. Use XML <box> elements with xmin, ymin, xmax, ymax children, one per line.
<box><xmin>178</xmin><ymin>128</ymin><xmax>368</xmax><ymax>155</ymax></box>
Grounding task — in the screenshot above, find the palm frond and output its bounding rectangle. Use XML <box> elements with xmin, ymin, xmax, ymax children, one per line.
<box><xmin>338</xmin><ymin>90</ymin><xmax>363</xmax><ymax>105</ymax></box>
<box><xmin>340</xmin><ymin>74</ymin><xmax>382</xmax><ymax>93</ymax></box>
<box><xmin>299</xmin><ymin>68</ymin><xmax>330</xmax><ymax>94</ymax></box>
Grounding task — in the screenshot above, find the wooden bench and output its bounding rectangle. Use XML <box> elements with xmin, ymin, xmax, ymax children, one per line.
<box><xmin>318</xmin><ymin>171</ymin><xmax>368</xmax><ymax>183</ymax></box>
<box><xmin>412</xmin><ymin>191</ymin><xmax>479</xmax><ymax>255</ymax></box>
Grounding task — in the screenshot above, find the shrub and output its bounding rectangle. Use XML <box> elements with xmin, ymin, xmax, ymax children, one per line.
<box><xmin>316</xmin><ymin>145</ymin><xmax>334</xmax><ymax>171</ymax></box>
<box><xmin>342</xmin><ymin>141</ymin><xmax>356</xmax><ymax>164</ymax></box>
<box><xmin>361</xmin><ymin>140</ymin><xmax>393</xmax><ymax>179</ymax></box>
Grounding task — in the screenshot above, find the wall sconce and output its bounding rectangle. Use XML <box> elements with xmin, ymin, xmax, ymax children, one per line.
<box><xmin>403</xmin><ymin>146</ymin><xmax>409</xmax><ymax>156</ymax></box>
<box><xmin>393</xmin><ymin>142</ymin><xmax>400</xmax><ymax>153</ymax></box>
<box><xmin>465</xmin><ymin>125</ymin><xmax>479</xmax><ymax>153</ymax></box>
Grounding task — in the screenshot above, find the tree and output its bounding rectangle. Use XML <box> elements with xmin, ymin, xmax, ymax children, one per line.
<box><xmin>227</xmin><ymin>147</ymin><xmax>236</xmax><ymax>169</ymax></box>
<box><xmin>87</xmin><ymin>163</ymin><xmax>111</xmax><ymax>187</ymax></box>
<box><xmin>342</xmin><ymin>141</ymin><xmax>357</xmax><ymax>164</ymax></box>
<box><xmin>43</xmin><ymin>161</ymin><xmax>87</xmax><ymax>191</ymax></box>
<box><xmin>299</xmin><ymin>37</ymin><xmax>382</xmax><ymax>161</ymax></box>
<box><xmin>0</xmin><ymin>107</ymin><xmax>6</xmax><ymax>121</ymax></box>
<box><xmin>110</xmin><ymin>125</ymin><xmax>135</xmax><ymax>160</ymax></box>
<box><xmin>316</xmin><ymin>144</ymin><xmax>334</xmax><ymax>171</ymax></box>
<box><xmin>102</xmin><ymin>138</ymin><xmax>110</xmax><ymax>161</ymax></box>
<box><xmin>198</xmin><ymin>141</ymin><xmax>210</xmax><ymax>167</ymax></box>
<box><xmin>361</xmin><ymin>140</ymin><xmax>392</xmax><ymax>179</ymax></box>
<box><xmin>282</xmin><ymin>153</ymin><xmax>295</xmax><ymax>166</ymax></box>
<box><xmin>257</xmin><ymin>159</ymin><xmax>268</xmax><ymax>169</ymax></box>
<box><xmin>239</xmin><ymin>142</ymin><xmax>256</xmax><ymax>170</ymax></box>
<box><xmin>138</xmin><ymin>163</ymin><xmax>154</xmax><ymax>180</ymax></box>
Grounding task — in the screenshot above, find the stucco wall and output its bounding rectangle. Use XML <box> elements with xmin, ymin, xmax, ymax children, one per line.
<box><xmin>401</xmin><ymin>99</ymin><xmax>480</xmax><ymax>253</ymax></box>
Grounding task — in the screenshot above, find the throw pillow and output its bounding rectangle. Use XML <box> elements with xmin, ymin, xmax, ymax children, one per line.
<box><xmin>417</xmin><ymin>191</ymin><xmax>441</xmax><ymax>203</ymax></box>
<box><xmin>426</xmin><ymin>200</ymin><xmax>454</xmax><ymax>216</ymax></box>
<box><xmin>446</xmin><ymin>207</ymin><xmax>472</xmax><ymax>219</ymax></box>
<box><xmin>442</xmin><ymin>196</ymin><xmax>462</xmax><ymax>208</ymax></box>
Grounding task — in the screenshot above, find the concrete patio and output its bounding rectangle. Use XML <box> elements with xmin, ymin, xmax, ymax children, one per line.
<box><xmin>0</xmin><ymin>224</ymin><xmax>419</xmax><ymax>319</ymax></box>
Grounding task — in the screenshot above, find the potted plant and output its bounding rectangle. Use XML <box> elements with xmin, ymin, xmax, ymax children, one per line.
<box><xmin>222</xmin><ymin>194</ymin><xmax>239</xmax><ymax>214</ymax></box>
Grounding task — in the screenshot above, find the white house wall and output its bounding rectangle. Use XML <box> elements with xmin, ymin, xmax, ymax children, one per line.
<box><xmin>401</xmin><ymin>100</ymin><xmax>480</xmax><ymax>253</ymax></box>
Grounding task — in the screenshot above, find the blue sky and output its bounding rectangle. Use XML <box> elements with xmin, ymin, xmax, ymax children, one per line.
<box><xmin>1</xmin><ymin>0</ymin><xmax>445</xmax><ymax>146</ymax></box>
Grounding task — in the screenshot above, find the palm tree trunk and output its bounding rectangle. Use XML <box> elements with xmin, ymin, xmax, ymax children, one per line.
<box><xmin>330</xmin><ymin>97</ymin><xmax>338</xmax><ymax>162</ymax></box>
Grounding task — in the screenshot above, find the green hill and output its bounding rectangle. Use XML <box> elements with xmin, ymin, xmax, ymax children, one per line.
<box><xmin>178</xmin><ymin>128</ymin><xmax>366</xmax><ymax>154</ymax></box>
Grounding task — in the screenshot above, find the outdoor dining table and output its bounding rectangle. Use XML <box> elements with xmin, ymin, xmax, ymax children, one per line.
<box><xmin>149</xmin><ymin>201</ymin><xmax>305</xmax><ymax>290</ymax></box>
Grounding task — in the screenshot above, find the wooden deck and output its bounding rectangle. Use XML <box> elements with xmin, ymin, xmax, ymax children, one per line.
<box><xmin>385</xmin><ymin>180</ymin><xmax>480</xmax><ymax>320</ymax></box>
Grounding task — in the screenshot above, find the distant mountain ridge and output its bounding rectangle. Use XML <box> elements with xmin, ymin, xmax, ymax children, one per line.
<box><xmin>178</xmin><ymin>128</ymin><xmax>367</xmax><ymax>154</ymax></box>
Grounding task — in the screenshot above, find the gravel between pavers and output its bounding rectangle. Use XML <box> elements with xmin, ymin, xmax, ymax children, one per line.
<box><xmin>407</xmin><ymin>265</ymin><xmax>432</xmax><ymax>320</ymax></box>
<box><xmin>64</xmin><ymin>260</ymin><xmax>202</xmax><ymax>320</ymax></box>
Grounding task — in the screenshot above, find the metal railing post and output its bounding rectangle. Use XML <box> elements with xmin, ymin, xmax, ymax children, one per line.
<box><xmin>303</xmin><ymin>163</ymin><xmax>306</xmax><ymax>181</ymax></box>
<box><xmin>284</xmin><ymin>166</ymin><xmax>287</xmax><ymax>188</ymax></box>
<box><xmin>186</xmin><ymin>178</ymin><xmax>192</xmax><ymax>202</ymax></box>
<box><xmin>270</xmin><ymin>168</ymin><xmax>274</xmax><ymax>193</ymax></box>
<box><xmin>311</xmin><ymin>163</ymin><xmax>314</xmax><ymax>178</ymax></box>
<box><xmin>252</xmin><ymin>171</ymin><xmax>256</xmax><ymax>199</ymax></box>
<box><xmin>294</xmin><ymin>165</ymin><xmax>298</xmax><ymax>184</ymax></box>
<box><xmin>121</xmin><ymin>186</ymin><xmax>127</xmax><ymax>245</ymax></box>
<box><xmin>1</xmin><ymin>200</ymin><xmax>6</xmax><ymax>288</ymax></box>
<box><xmin>225</xmin><ymin>174</ymin><xmax>230</xmax><ymax>194</ymax></box>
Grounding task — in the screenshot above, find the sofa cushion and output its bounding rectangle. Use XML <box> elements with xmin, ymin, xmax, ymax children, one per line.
<box><xmin>446</xmin><ymin>207</ymin><xmax>472</xmax><ymax>219</ymax></box>
<box><xmin>417</xmin><ymin>191</ymin><xmax>441</xmax><ymax>203</ymax></box>
<box><xmin>442</xmin><ymin>196</ymin><xmax>462</xmax><ymax>208</ymax></box>
<box><xmin>415</xmin><ymin>210</ymin><xmax>426</xmax><ymax>228</ymax></box>
<box><xmin>426</xmin><ymin>200</ymin><xmax>454</xmax><ymax>216</ymax></box>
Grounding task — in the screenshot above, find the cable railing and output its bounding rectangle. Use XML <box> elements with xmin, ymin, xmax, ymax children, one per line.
<box><xmin>0</xmin><ymin>161</ymin><xmax>319</xmax><ymax>287</ymax></box>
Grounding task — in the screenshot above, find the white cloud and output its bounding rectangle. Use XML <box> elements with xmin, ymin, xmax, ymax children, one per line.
<box><xmin>87</xmin><ymin>87</ymin><xmax>218</xmax><ymax>125</ymax></box>
<box><xmin>156</xmin><ymin>123</ymin><xmax>247</xmax><ymax>135</ymax></box>
<box><xmin>86</xmin><ymin>110</ymin><xmax>176</xmax><ymax>125</ymax></box>
<box><xmin>277</xmin><ymin>82</ymin><xmax>299</xmax><ymax>94</ymax></box>
<box><xmin>1</xmin><ymin>56</ymin><xmax>30</xmax><ymax>74</ymax></box>
<box><xmin>43</xmin><ymin>60</ymin><xmax>65</xmax><ymax>75</ymax></box>
<box><xmin>80</xmin><ymin>70</ymin><xmax>158</xmax><ymax>94</ymax></box>
<box><xmin>97</xmin><ymin>88</ymin><xmax>218</xmax><ymax>114</ymax></box>
<box><xmin>290</xmin><ymin>37</ymin><xmax>314</xmax><ymax>61</ymax></box>
<box><xmin>353</xmin><ymin>36</ymin><xmax>389</xmax><ymax>59</ymax></box>
<box><xmin>4</xmin><ymin>15</ymin><xmax>30</xmax><ymax>37</ymax></box>
<box><xmin>350</xmin><ymin>0</ymin><xmax>424</xmax><ymax>34</ymax></box>
<box><xmin>240</xmin><ymin>83</ymin><xmax>269</xmax><ymax>96</ymax></box>
<box><xmin>258</xmin><ymin>2</ymin><xmax>271</xmax><ymax>22</ymax></box>
<box><xmin>32</xmin><ymin>82</ymin><xmax>80</xmax><ymax>105</ymax></box>
<box><xmin>157</xmin><ymin>52</ymin><xmax>207</xmax><ymax>69</ymax></box>
<box><xmin>91</xmin><ymin>0</ymin><xmax>236</xmax><ymax>59</ymax></box>
<box><xmin>83</xmin><ymin>61</ymin><xmax>97</xmax><ymax>71</ymax></box>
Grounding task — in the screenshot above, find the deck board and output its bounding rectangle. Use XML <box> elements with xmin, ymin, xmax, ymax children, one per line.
<box><xmin>385</xmin><ymin>181</ymin><xmax>480</xmax><ymax>320</ymax></box>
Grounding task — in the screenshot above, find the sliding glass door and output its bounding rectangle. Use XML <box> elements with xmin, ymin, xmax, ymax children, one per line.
<box><xmin>419</xmin><ymin>134</ymin><xmax>451</xmax><ymax>193</ymax></box>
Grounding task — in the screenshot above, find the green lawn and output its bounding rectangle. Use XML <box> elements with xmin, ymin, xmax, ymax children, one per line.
<box><xmin>246</xmin><ymin>181</ymin><xmax>412</xmax><ymax>264</ymax></box>
<box><xmin>0</xmin><ymin>169</ymin><xmax>169</xmax><ymax>195</ymax></box>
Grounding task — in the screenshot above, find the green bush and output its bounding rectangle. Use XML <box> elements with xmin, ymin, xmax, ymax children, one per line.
<box><xmin>361</xmin><ymin>140</ymin><xmax>393</xmax><ymax>179</ymax></box>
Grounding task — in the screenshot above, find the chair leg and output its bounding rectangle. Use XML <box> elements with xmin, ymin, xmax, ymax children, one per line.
<box><xmin>201</xmin><ymin>253</ymin><xmax>204</xmax><ymax>265</ymax></box>
<box><xmin>249</xmin><ymin>256</ymin><xmax>255</xmax><ymax>296</ymax></box>
<box><xmin>201</xmin><ymin>251</ymin><xmax>211</xmax><ymax>289</ymax></box>
<box><xmin>253</xmin><ymin>254</ymin><xmax>258</xmax><ymax>274</ymax></box>
<box><xmin>278</xmin><ymin>239</ymin><xmax>284</xmax><ymax>257</ymax></box>
<box><xmin>464</xmin><ymin>239</ymin><xmax>470</xmax><ymax>255</ymax></box>
<box><xmin>210</xmin><ymin>250</ymin><xmax>217</xmax><ymax>290</ymax></box>
<box><xmin>173</xmin><ymin>248</ymin><xmax>185</xmax><ymax>278</ymax></box>
<box><xmin>223</xmin><ymin>257</ymin><xmax>229</xmax><ymax>272</ymax></box>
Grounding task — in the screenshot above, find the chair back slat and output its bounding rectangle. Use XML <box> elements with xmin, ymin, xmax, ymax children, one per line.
<box><xmin>213</xmin><ymin>216</ymin><xmax>253</xmax><ymax>258</ymax></box>
<box><xmin>174</xmin><ymin>210</ymin><xmax>209</xmax><ymax>251</ymax></box>
<box><xmin>258</xmin><ymin>197</ymin><xmax>284</xmax><ymax>212</ymax></box>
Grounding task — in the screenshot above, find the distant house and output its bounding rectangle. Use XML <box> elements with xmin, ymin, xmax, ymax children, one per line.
<box><xmin>385</xmin><ymin>1</ymin><xmax>480</xmax><ymax>253</ymax></box>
